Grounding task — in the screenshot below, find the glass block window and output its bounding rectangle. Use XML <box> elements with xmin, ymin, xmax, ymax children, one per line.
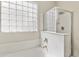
<box><xmin>1</xmin><ymin>1</ymin><xmax>38</xmax><ymax>32</ymax></box>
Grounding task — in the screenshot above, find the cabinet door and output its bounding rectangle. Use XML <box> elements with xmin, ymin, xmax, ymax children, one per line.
<box><xmin>47</xmin><ymin>34</ymin><xmax>64</xmax><ymax>57</ymax></box>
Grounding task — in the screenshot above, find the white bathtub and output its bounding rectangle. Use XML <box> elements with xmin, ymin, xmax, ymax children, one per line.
<box><xmin>0</xmin><ymin>39</ymin><xmax>43</xmax><ymax>57</ymax></box>
<box><xmin>4</xmin><ymin>47</ymin><xmax>43</xmax><ymax>57</ymax></box>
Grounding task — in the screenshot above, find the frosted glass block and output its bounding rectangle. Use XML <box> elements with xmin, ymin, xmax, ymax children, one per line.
<box><xmin>31</xmin><ymin>21</ymin><xmax>35</xmax><ymax>25</ymax></box>
<box><xmin>27</xmin><ymin>9</ymin><xmax>30</xmax><ymax>12</ymax></box>
<box><xmin>23</xmin><ymin>26</ymin><xmax>28</xmax><ymax>31</ymax></box>
<box><xmin>27</xmin><ymin>27</ymin><xmax>33</xmax><ymax>31</ymax></box>
<box><xmin>17</xmin><ymin>22</ymin><xmax>22</xmax><ymax>25</ymax></box>
<box><xmin>11</xmin><ymin>29</ymin><xmax>16</xmax><ymax>32</ymax></box>
<box><xmin>25</xmin><ymin>29</ymin><xmax>28</xmax><ymax>32</ymax></box>
<box><xmin>33</xmin><ymin>25</ymin><xmax>38</xmax><ymax>29</ymax></box>
<box><xmin>26</xmin><ymin>17</ymin><xmax>29</xmax><ymax>21</ymax></box>
<box><xmin>32</xmin><ymin>18</ymin><xmax>35</xmax><ymax>21</ymax></box>
<box><xmin>1</xmin><ymin>25</ymin><xmax>9</xmax><ymax>28</ymax></box>
<box><xmin>3</xmin><ymin>21</ymin><xmax>9</xmax><ymax>26</ymax></box>
<box><xmin>29</xmin><ymin>8</ymin><xmax>32</xmax><ymax>12</ymax></box>
<box><xmin>17</xmin><ymin>21</ymin><xmax>22</xmax><ymax>25</ymax></box>
<box><xmin>27</xmin><ymin>2</ymin><xmax>29</xmax><ymax>6</ymax></box>
<box><xmin>10</xmin><ymin>4</ymin><xmax>16</xmax><ymax>9</ymax></box>
<box><xmin>10</xmin><ymin>15</ymin><xmax>16</xmax><ymax>20</ymax></box>
<box><xmin>34</xmin><ymin>28</ymin><xmax>37</xmax><ymax>31</ymax></box>
<box><xmin>1</xmin><ymin>21</ymin><xmax>9</xmax><ymax>26</ymax></box>
<box><xmin>28</xmin><ymin>22</ymin><xmax>33</xmax><ymax>26</ymax></box>
<box><xmin>17</xmin><ymin>1</ymin><xmax>22</xmax><ymax>5</ymax></box>
<box><xmin>28</xmin><ymin>2</ymin><xmax>32</xmax><ymax>8</ymax></box>
<box><xmin>1</xmin><ymin>2</ymin><xmax>9</xmax><ymax>8</ymax></box>
<box><xmin>17</xmin><ymin>5</ymin><xmax>22</xmax><ymax>10</ymax></box>
<box><xmin>23</xmin><ymin>22</ymin><xmax>28</xmax><ymax>26</ymax></box>
<box><xmin>23</xmin><ymin>18</ymin><xmax>27</xmax><ymax>22</ymax></box>
<box><xmin>16</xmin><ymin>27</ymin><xmax>22</xmax><ymax>32</ymax></box>
<box><xmin>17</xmin><ymin>10</ymin><xmax>22</xmax><ymax>16</ymax></box>
<box><xmin>29</xmin><ymin>13</ymin><xmax>32</xmax><ymax>17</ymax></box>
<box><xmin>1</xmin><ymin>7</ymin><xmax>9</xmax><ymax>14</ymax></box>
<box><xmin>32</xmin><ymin>9</ymin><xmax>37</xmax><ymax>13</ymax></box>
<box><xmin>10</xmin><ymin>9</ymin><xmax>16</xmax><ymax>15</ymax></box>
<box><xmin>10</xmin><ymin>26</ymin><xmax>16</xmax><ymax>32</ymax></box>
<box><xmin>32</xmin><ymin>4</ymin><xmax>37</xmax><ymax>9</ymax></box>
<box><xmin>10</xmin><ymin>21</ymin><xmax>16</xmax><ymax>26</ymax></box>
<box><xmin>23</xmin><ymin>27</ymin><xmax>26</xmax><ymax>31</ymax></box>
<box><xmin>1</xmin><ymin>14</ymin><xmax>9</xmax><ymax>20</ymax></box>
<box><xmin>10</xmin><ymin>1</ymin><xmax>16</xmax><ymax>4</ymax></box>
<box><xmin>1</xmin><ymin>1</ymin><xmax>38</xmax><ymax>32</ymax></box>
<box><xmin>23</xmin><ymin>2</ymin><xmax>27</xmax><ymax>6</ymax></box>
<box><xmin>29</xmin><ymin>17</ymin><xmax>33</xmax><ymax>21</ymax></box>
<box><xmin>10</xmin><ymin>18</ymin><xmax>16</xmax><ymax>21</ymax></box>
<box><xmin>1</xmin><ymin>19</ymin><xmax>9</xmax><ymax>22</ymax></box>
<box><xmin>1</xmin><ymin>26</ymin><xmax>9</xmax><ymax>32</ymax></box>
<box><xmin>17</xmin><ymin>19</ymin><xmax>22</xmax><ymax>22</ymax></box>
<box><xmin>17</xmin><ymin>16</ymin><xmax>22</xmax><ymax>20</ymax></box>
<box><xmin>11</xmin><ymin>30</ymin><xmax>16</xmax><ymax>32</ymax></box>
<box><xmin>32</xmin><ymin>14</ymin><xmax>37</xmax><ymax>18</ymax></box>
<box><xmin>33</xmin><ymin>24</ymin><xmax>37</xmax><ymax>28</ymax></box>
<box><xmin>9</xmin><ymin>26</ymin><xmax>16</xmax><ymax>32</ymax></box>
<box><xmin>17</xmin><ymin>22</ymin><xmax>22</xmax><ymax>26</ymax></box>
<box><xmin>23</xmin><ymin>7</ymin><xmax>27</xmax><ymax>11</ymax></box>
<box><xmin>10</xmin><ymin>19</ymin><xmax>17</xmax><ymax>22</ymax></box>
<box><xmin>23</xmin><ymin>12</ymin><xmax>27</xmax><ymax>16</ymax></box>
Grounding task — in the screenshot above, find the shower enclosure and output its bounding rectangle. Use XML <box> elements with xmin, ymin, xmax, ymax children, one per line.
<box><xmin>41</xmin><ymin>7</ymin><xmax>73</xmax><ymax>57</ymax></box>
<box><xmin>43</xmin><ymin>7</ymin><xmax>72</xmax><ymax>34</ymax></box>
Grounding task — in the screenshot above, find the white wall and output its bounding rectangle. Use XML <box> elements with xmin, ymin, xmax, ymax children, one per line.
<box><xmin>57</xmin><ymin>1</ymin><xmax>79</xmax><ymax>56</ymax></box>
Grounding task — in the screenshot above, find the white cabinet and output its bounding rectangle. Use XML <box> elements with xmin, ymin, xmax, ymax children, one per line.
<box><xmin>41</xmin><ymin>31</ymin><xmax>71</xmax><ymax>57</ymax></box>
